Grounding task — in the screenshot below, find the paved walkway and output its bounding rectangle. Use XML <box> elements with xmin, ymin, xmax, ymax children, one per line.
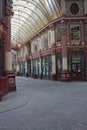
<box><xmin>0</xmin><ymin>77</ymin><xmax>87</xmax><ymax>130</ymax></box>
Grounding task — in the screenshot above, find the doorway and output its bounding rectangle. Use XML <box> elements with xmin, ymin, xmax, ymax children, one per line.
<box><xmin>68</xmin><ymin>52</ymin><xmax>84</xmax><ymax>80</ymax></box>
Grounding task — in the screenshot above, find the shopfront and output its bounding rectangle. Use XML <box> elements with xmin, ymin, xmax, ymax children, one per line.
<box><xmin>68</xmin><ymin>52</ymin><xmax>85</xmax><ymax>80</ymax></box>
<box><xmin>27</xmin><ymin>61</ymin><xmax>31</xmax><ymax>76</ymax></box>
<box><xmin>41</xmin><ymin>55</ymin><xmax>52</xmax><ymax>79</ymax></box>
<box><xmin>32</xmin><ymin>58</ymin><xmax>40</xmax><ymax>78</ymax></box>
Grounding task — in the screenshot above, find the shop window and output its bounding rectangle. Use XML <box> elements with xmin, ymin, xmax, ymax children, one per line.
<box><xmin>42</xmin><ymin>56</ymin><xmax>52</xmax><ymax>78</ymax></box>
<box><xmin>56</xmin><ymin>26</ymin><xmax>61</xmax><ymax>43</ymax></box>
<box><xmin>56</xmin><ymin>53</ymin><xmax>62</xmax><ymax>71</ymax></box>
<box><xmin>70</xmin><ymin>24</ymin><xmax>80</xmax><ymax>42</ymax></box>
<box><xmin>32</xmin><ymin>59</ymin><xmax>39</xmax><ymax>75</ymax></box>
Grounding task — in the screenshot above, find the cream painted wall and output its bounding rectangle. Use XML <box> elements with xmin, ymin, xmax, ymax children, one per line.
<box><xmin>31</xmin><ymin>41</ymin><xmax>34</xmax><ymax>53</ymax></box>
<box><xmin>41</xmin><ymin>35</ymin><xmax>44</xmax><ymax>49</ymax></box>
<box><xmin>61</xmin><ymin>0</ymin><xmax>65</xmax><ymax>14</ymax></box>
<box><xmin>38</xmin><ymin>37</ymin><xmax>41</xmax><ymax>49</ymax></box>
<box><xmin>84</xmin><ymin>0</ymin><xmax>87</xmax><ymax>14</ymax></box>
<box><xmin>5</xmin><ymin>52</ymin><xmax>12</xmax><ymax>71</ymax></box>
<box><xmin>62</xmin><ymin>57</ymin><xmax>68</xmax><ymax>70</ymax></box>
<box><xmin>48</xmin><ymin>30</ymin><xmax>52</xmax><ymax>45</ymax></box>
<box><xmin>51</xmin><ymin>30</ymin><xmax>55</xmax><ymax>44</ymax></box>
<box><xmin>16</xmin><ymin>64</ymin><xmax>19</xmax><ymax>71</ymax></box>
<box><xmin>52</xmin><ymin>55</ymin><xmax>56</xmax><ymax>73</ymax></box>
<box><xmin>26</xmin><ymin>46</ymin><xmax>28</xmax><ymax>55</ymax></box>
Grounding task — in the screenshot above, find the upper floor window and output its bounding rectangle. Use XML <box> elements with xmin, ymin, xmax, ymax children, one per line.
<box><xmin>35</xmin><ymin>45</ymin><xmax>38</xmax><ymax>51</ymax></box>
<box><xmin>44</xmin><ymin>33</ymin><xmax>48</xmax><ymax>47</ymax></box>
<box><xmin>56</xmin><ymin>26</ymin><xmax>61</xmax><ymax>43</ymax></box>
<box><xmin>70</xmin><ymin>24</ymin><xmax>80</xmax><ymax>42</ymax></box>
<box><xmin>28</xmin><ymin>45</ymin><xmax>31</xmax><ymax>55</ymax></box>
<box><xmin>34</xmin><ymin>39</ymin><xmax>39</xmax><ymax>51</ymax></box>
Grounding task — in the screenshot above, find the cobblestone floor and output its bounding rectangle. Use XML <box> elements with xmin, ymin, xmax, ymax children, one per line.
<box><xmin>0</xmin><ymin>77</ymin><xmax>87</xmax><ymax>130</ymax></box>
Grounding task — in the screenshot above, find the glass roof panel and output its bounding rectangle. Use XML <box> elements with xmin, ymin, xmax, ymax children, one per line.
<box><xmin>11</xmin><ymin>0</ymin><xmax>61</xmax><ymax>45</ymax></box>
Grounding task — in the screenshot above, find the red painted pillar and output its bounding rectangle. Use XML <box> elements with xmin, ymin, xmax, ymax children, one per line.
<box><xmin>85</xmin><ymin>51</ymin><xmax>87</xmax><ymax>80</ymax></box>
<box><xmin>84</xmin><ymin>21</ymin><xmax>87</xmax><ymax>80</ymax></box>
<box><xmin>60</xmin><ymin>20</ymin><xmax>70</xmax><ymax>81</ymax></box>
<box><xmin>0</xmin><ymin>78</ymin><xmax>2</xmax><ymax>101</ymax></box>
<box><xmin>4</xmin><ymin>16</ymin><xmax>16</xmax><ymax>91</ymax></box>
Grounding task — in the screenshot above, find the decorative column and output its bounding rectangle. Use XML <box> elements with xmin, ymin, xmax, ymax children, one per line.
<box><xmin>0</xmin><ymin>24</ymin><xmax>5</xmax><ymax>76</ymax></box>
<box><xmin>5</xmin><ymin>17</ymin><xmax>12</xmax><ymax>71</ymax></box>
<box><xmin>51</xmin><ymin>54</ymin><xmax>56</xmax><ymax>81</ymax></box>
<box><xmin>84</xmin><ymin>20</ymin><xmax>87</xmax><ymax>80</ymax></box>
<box><xmin>31</xmin><ymin>59</ymin><xmax>33</xmax><ymax>77</ymax></box>
<box><xmin>39</xmin><ymin>57</ymin><xmax>42</xmax><ymax>79</ymax></box>
<box><xmin>51</xmin><ymin>27</ymin><xmax>56</xmax><ymax>81</ymax></box>
<box><xmin>4</xmin><ymin>4</ymin><xmax>16</xmax><ymax>91</ymax></box>
<box><xmin>81</xmin><ymin>21</ymin><xmax>84</xmax><ymax>45</ymax></box>
<box><xmin>60</xmin><ymin>20</ymin><xmax>70</xmax><ymax>81</ymax></box>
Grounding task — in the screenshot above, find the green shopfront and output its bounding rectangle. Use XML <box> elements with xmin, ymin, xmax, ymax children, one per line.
<box><xmin>32</xmin><ymin>58</ymin><xmax>40</xmax><ymax>78</ymax></box>
<box><xmin>68</xmin><ymin>52</ymin><xmax>85</xmax><ymax>80</ymax></box>
<box><xmin>41</xmin><ymin>55</ymin><xmax>52</xmax><ymax>79</ymax></box>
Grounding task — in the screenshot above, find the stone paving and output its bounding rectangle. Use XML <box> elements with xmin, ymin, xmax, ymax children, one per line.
<box><xmin>0</xmin><ymin>77</ymin><xmax>87</xmax><ymax>130</ymax></box>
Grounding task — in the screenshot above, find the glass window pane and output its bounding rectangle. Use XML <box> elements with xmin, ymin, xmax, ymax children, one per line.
<box><xmin>70</xmin><ymin>24</ymin><xmax>80</xmax><ymax>41</ymax></box>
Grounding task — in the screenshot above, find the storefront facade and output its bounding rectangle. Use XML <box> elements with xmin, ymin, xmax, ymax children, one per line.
<box><xmin>12</xmin><ymin>0</ymin><xmax>87</xmax><ymax>82</ymax></box>
<box><xmin>41</xmin><ymin>55</ymin><xmax>52</xmax><ymax>79</ymax></box>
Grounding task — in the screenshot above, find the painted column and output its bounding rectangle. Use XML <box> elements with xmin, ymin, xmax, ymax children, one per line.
<box><xmin>4</xmin><ymin>16</ymin><xmax>16</xmax><ymax>91</ymax></box>
<box><xmin>31</xmin><ymin>59</ymin><xmax>33</xmax><ymax>77</ymax></box>
<box><xmin>51</xmin><ymin>29</ymin><xmax>55</xmax><ymax>44</ymax></box>
<box><xmin>5</xmin><ymin>17</ymin><xmax>12</xmax><ymax>71</ymax></box>
<box><xmin>60</xmin><ymin>20</ymin><xmax>70</xmax><ymax>81</ymax></box>
<box><xmin>51</xmin><ymin>55</ymin><xmax>56</xmax><ymax>81</ymax></box>
<box><xmin>16</xmin><ymin>64</ymin><xmax>19</xmax><ymax>72</ymax></box>
<box><xmin>81</xmin><ymin>21</ymin><xmax>84</xmax><ymax>45</ymax></box>
<box><xmin>16</xmin><ymin>64</ymin><xmax>20</xmax><ymax>76</ymax></box>
<box><xmin>39</xmin><ymin>58</ymin><xmax>42</xmax><ymax>79</ymax></box>
<box><xmin>84</xmin><ymin>20</ymin><xmax>87</xmax><ymax>80</ymax></box>
<box><xmin>51</xmin><ymin>27</ymin><xmax>56</xmax><ymax>81</ymax></box>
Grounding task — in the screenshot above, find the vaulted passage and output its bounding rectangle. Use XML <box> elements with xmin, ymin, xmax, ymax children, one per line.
<box><xmin>0</xmin><ymin>1</ymin><xmax>87</xmax><ymax>129</ymax></box>
<box><xmin>11</xmin><ymin>0</ymin><xmax>61</xmax><ymax>45</ymax></box>
<box><xmin>11</xmin><ymin>0</ymin><xmax>87</xmax><ymax>82</ymax></box>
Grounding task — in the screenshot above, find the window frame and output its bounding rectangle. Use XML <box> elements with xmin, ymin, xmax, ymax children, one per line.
<box><xmin>70</xmin><ymin>24</ymin><xmax>81</xmax><ymax>44</ymax></box>
<box><xmin>56</xmin><ymin>25</ymin><xmax>61</xmax><ymax>44</ymax></box>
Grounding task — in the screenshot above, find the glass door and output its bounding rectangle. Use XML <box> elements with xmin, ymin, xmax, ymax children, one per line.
<box><xmin>42</xmin><ymin>56</ymin><xmax>52</xmax><ymax>79</ymax></box>
<box><xmin>68</xmin><ymin>52</ymin><xmax>84</xmax><ymax>80</ymax></box>
<box><xmin>72</xmin><ymin>63</ymin><xmax>82</xmax><ymax>80</ymax></box>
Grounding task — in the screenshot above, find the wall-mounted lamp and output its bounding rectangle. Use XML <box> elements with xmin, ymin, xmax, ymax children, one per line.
<box><xmin>18</xmin><ymin>43</ymin><xmax>21</xmax><ymax>48</ymax></box>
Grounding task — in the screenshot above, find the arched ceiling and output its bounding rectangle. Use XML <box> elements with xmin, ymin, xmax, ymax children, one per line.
<box><xmin>11</xmin><ymin>0</ymin><xmax>61</xmax><ymax>45</ymax></box>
